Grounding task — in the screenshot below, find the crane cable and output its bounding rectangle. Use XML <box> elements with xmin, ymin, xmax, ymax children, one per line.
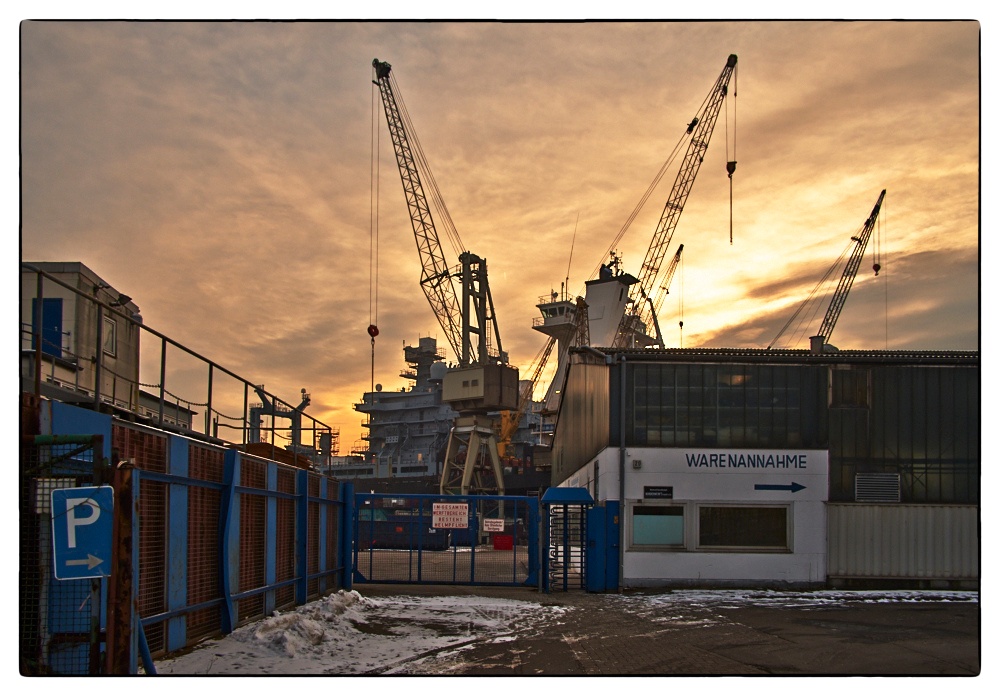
<box><xmin>587</xmin><ymin>63</ymin><xmax>737</xmax><ymax>285</ymax></box>
<box><xmin>678</xmin><ymin>254</ymin><xmax>685</xmax><ymax>348</ymax></box>
<box><xmin>725</xmin><ymin>62</ymin><xmax>738</xmax><ymax>244</ymax></box>
<box><xmin>876</xmin><ymin>198</ymin><xmax>888</xmax><ymax>349</ymax></box>
<box><xmin>768</xmin><ymin>236</ymin><xmax>856</xmax><ymax>350</ymax></box>
<box><xmin>587</xmin><ymin>121</ymin><xmax>691</xmax><ymax>286</ymax></box>
<box><xmin>388</xmin><ymin>71</ymin><xmax>465</xmax><ymax>258</ymax></box>
<box><xmin>368</xmin><ymin>78</ymin><xmax>382</xmax><ymax>397</ymax></box>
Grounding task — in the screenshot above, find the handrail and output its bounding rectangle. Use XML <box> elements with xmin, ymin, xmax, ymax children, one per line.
<box><xmin>20</xmin><ymin>262</ymin><xmax>335</xmax><ymax>461</ymax></box>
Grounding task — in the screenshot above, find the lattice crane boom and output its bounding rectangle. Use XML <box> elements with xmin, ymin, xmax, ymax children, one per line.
<box><xmin>372</xmin><ymin>59</ymin><xmax>466</xmax><ymax>362</ymax></box>
<box><xmin>816</xmin><ymin>189</ymin><xmax>886</xmax><ymax>345</ymax></box>
<box><xmin>614</xmin><ymin>54</ymin><xmax>737</xmax><ymax>348</ymax></box>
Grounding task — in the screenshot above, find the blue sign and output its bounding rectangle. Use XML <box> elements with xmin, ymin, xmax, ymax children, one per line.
<box><xmin>51</xmin><ymin>486</ymin><xmax>114</xmax><ymax>580</ymax></box>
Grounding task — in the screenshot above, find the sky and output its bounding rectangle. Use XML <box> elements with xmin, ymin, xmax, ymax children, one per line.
<box><xmin>16</xmin><ymin>14</ymin><xmax>984</xmax><ymax>452</ymax></box>
<box><xmin>150</xmin><ymin>587</ymin><xmax>978</xmax><ymax>676</ymax></box>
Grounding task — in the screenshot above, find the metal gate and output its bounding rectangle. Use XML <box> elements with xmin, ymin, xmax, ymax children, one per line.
<box><xmin>352</xmin><ymin>493</ymin><xmax>541</xmax><ymax>587</ymax></box>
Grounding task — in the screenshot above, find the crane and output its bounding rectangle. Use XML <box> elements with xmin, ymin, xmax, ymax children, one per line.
<box><xmin>372</xmin><ymin>58</ymin><xmax>518</xmax><ymax>497</ymax></box>
<box><xmin>613</xmin><ymin>54</ymin><xmax>737</xmax><ymax>349</ymax></box>
<box><xmin>810</xmin><ymin>189</ymin><xmax>886</xmax><ymax>352</ymax></box>
<box><xmin>372</xmin><ymin>59</ymin><xmax>506</xmax><ymax>367</ymax></box>
<box><xmin>768</xmin><ymin>189</ymin><xmax>886</xmax><ymax>351</ymax></box>
<box><xmin>639</xmin><ymin>244</ymin><xmax>684</xmax><ymax>347</ymax></box>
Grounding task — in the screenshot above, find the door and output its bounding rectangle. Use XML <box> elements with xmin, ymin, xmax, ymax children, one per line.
<box><xmin>586</xmin><ymin>501</ymin><xmax>620</xmax><ymax>593</ymax></box>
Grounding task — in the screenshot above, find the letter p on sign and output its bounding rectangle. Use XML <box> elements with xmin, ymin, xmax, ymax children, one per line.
<box><xmin>64</xmin><ymin>496</ymin><xmax>101</xmax><ymax>547</ymax></box>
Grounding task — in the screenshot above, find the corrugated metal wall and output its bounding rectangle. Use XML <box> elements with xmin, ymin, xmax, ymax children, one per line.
<box><xmin>827</xmin><ymin>503</ymin><xmax>978</xmax><ymax>579</ymax></box>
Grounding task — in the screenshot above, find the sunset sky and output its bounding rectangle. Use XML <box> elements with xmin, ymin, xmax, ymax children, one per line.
<box><xmin>17</xmin><ymin>17</ymin><xmax>983</xmax><ymax>452</ymax></box>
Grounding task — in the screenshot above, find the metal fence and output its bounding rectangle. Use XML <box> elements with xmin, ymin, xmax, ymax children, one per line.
<box><xmin>20</xmin><ymin>409</ymin><xmax>352</xmax><ymax>675</ymax></box>
<box><xmin>353</xmin><ymin>493</ymin><xmax>541</xmax><ymax>587</ymax></box>
<box><xmin>19</xmin><ymin>434</ymin><xmax>109</xmax><ymax>675</ymax></box>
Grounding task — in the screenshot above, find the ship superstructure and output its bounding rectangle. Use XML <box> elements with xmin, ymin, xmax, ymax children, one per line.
<box><xmin>349</xmin><ymin>337</ymin><xmax>546</xmax><ymax>481</ymax></box>
<box><xmin>352</xmin><ymin>337</ymin><xmax>454</xmax><ymax>478</ymax></box>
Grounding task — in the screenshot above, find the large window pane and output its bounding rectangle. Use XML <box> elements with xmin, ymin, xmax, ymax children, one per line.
<box><xmin>632</xmin><ymin>505</ymin><xmax>684</xmax><ymax>546</ymax></box>
<box><xmin>698</xmin><ymin>506</ymin><xmax>788</xmax><ymax>549</ymax></box>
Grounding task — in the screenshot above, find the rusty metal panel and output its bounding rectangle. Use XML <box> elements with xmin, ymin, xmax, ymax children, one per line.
<box><xmin>828</xmin><ymin>503</ymin><xmax>978</xmax><ymax>579</ymax></box>
<box><xmin>186</xmin><ymin>445</ymin><xmax>223</xmax><ymax>642</ymax></box>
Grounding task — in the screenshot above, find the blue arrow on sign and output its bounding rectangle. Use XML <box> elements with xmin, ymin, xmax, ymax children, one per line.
<box><xmin>754</xmin><ymin>482</ymin><xmax>806</xmax><ymax>493</ymax></box>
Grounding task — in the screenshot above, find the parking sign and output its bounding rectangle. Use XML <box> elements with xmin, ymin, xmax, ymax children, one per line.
<box><xmin>51</xmin><ymin>486</ymin><xmax>114</xmax><ymax>580</ymax></box>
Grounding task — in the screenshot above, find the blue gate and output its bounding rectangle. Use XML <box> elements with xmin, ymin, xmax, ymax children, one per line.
<box><xmin>352</xmin><ymin>493</ymin><xmax>541</xmax><ymax>587</ymax></box>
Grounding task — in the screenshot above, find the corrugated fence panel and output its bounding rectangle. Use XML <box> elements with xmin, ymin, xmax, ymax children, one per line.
<box><xmin>828</xmin><ymin>504</ymin><xmax>978</xmax><ymax>579</ymax></box>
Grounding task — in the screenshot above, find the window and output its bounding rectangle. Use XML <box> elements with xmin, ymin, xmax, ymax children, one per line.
<box><xmin>103</xmin><ymin>316</ymin><xmax>117</xmax><ymax>357</ymax></box>
<box><xmin>832</xmin><ymin>368</ymin><xmax>869</xmax><ymax>407</ymax></box>
<box><xmin>697</xmin><ymin>506</ymin><xmax>789</xmax><ymax>550</ymax></box>
<box><xmin>631</xmin><ymin>505</ymin><xmax>684</xmax><ymax>547</ymax></box>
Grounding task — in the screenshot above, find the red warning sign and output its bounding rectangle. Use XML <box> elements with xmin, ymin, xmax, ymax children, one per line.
<box><xmin>432</xmin><ymin>502</ymin><xmax>469</xmax><ymax>529</ymax></box>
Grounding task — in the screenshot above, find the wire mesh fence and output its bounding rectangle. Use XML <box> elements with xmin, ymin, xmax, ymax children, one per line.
<box><xmin>21</xmin><ymin>408</ymin><xmax>350</xmax><ymax>675</ymax></box>
<box><xmin>353</xmin><ymin>494</ymin><xmax>539</xmax><ymax>586</ymax></box>
<box><xmin>19</xmin><ymin>437</ymin><xmax>106</xmax><ymax>675</ymax></box>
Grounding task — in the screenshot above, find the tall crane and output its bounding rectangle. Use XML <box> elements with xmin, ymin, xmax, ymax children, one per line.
<box><xmin>639</xmin><ymin>244</ymin><xmax>684</xmax><ymax>346</ymax></box>
<box><xmin>613</xmin><ymin>54</ymin><xmax>737</xmax><ymax>349</ymax></box>
<box><xmin>372</xmin><ymin>59</ymin><xmax>505</xmax><ymax>368</ymax></box>
<box><xmin>810</xmin><ymin>189</ymin><xmax>886</xmax><ymax>352</ymax></box>
<box><xmin>372</xmin><ymin>58</ymin><xmax>518</xmax><ymax>497</ymax></box>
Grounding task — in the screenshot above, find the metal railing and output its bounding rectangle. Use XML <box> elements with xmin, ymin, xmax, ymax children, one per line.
<box><xmin>21</xmin><ymin>263</ymin><xmax>335</xmax><ymax>467</ymax></box>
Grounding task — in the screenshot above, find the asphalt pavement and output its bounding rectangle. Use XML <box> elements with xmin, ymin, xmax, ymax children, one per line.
<box><xmin>355</xmin><ymin>583</ymin><xmax>981</xmax><ymax>677</ymax></box>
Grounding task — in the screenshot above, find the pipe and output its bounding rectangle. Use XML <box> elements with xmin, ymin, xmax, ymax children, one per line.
<box><xmin>618</xmin><ymin>354</ymin><xmax>626</xmax><ymax>593</ymax></box>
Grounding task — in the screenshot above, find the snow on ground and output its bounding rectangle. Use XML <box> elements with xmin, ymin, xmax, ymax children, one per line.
<box><xmin>606</xmin><ymin>589</ymin><xmax>979</xmax><ymax>630</ymax></box>
<box><xmin>152</xmin><ymin>589</ymin><xmax>977</xmax><ymax>676</ymax></box>
<box><xmin>153</xmin><ymin>590</ymin><xmax>572</xmax><ymax>675</ymax></box>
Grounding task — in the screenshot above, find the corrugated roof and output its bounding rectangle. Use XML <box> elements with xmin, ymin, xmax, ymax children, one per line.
<box><xmin>575</xmin><ymin>347</ymin><xmax>979</xmax><ymax>366</ymax></box>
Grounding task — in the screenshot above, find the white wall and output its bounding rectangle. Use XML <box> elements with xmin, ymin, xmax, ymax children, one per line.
<box><xmin>564</xmin><ymin>446</ymin><xmax>829</xmax><ymax>586</ymax></box>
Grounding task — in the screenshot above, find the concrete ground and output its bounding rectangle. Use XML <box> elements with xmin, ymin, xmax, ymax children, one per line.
<box><xmin>356</xmin><ymin>583</ymin><xmax>981</xmax><ymax>676</ymax></box>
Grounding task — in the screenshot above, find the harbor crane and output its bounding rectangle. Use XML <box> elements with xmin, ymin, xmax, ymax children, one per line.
<box><xmin>810</xmin><ymin>189</ymin><xmax>886</xmax><ymax>352</ymax></box>
<box><xmin>613</xmin><ymin>54</ymin><xmax>737</xmax><ymax>349</ymax></box>
<box><xmin>639</xmin><ymin>244</ymin><xmax>684</xmax><ymax>347</ymax></box>
<box><xmin>372</xmin><ymin>58</ymin><xmax>518</xmax><ymax>497</ymax></box>
<box><xmin>768</xmin><ymin>189</ymin><xmax>886</xmax><ymax>352</ymax></box>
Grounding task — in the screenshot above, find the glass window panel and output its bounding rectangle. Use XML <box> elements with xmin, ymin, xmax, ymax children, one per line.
<box><xmin>698</xmin><ymin>506</ymin><xmax>788</xmax><ymax>549</ymax></box>
<box><xmin>632</xmin><ymin>505</ymin><xmax>684</xmax><ymax>546</ymax></box>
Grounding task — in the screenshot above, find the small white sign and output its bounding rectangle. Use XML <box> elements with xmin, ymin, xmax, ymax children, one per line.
<box><xmin>483</xmin><ymin>518</ymin><xmax>504</xmax><ymax>533</ymax></box>
<box><xmin>432</xmin><ymin>502</ymin><xmax>469</xmax><ymax>529</ymax></box>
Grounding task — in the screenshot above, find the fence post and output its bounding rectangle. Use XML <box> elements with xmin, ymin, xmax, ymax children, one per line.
<box><xmin>167</xmin><ymin>436</ymin><xmax>189</xmax><ymax>650</ymax></box>
<box><xmin>340</xmin><ymin>481</ymin><xmax>354</xmax><ymax>591</ymax></box>
<box><xmin>295</xmin><ymin>469</ymin><xmax>309</xmax><ymax>605</ymax></box>
<box><xmin>106</xmin><ymin>460</ymin><xmax>134</xmax><ymax>674</ymax></box>
<box><xmin>317</xmin><ymin>477</ymin><xmax>327</xmax><ymax>596</ymax></box>
<box><xmin>219</xmin><ymin>450</ymin><xmax>239</xmax><ymax>634</ymax></box>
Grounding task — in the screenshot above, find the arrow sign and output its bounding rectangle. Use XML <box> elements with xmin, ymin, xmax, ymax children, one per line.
<box><xmin>754</xmin><ymin>482</ymin><xmax>806</xmax><ymax>493</ymax></box>
<box><xmin>66</xmin><ymin>554</ymin><xmax>105</xmax><ymax>570</ymax></box>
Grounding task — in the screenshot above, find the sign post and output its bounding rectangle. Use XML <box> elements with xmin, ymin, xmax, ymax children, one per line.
<box><xmin>51</xmin><ymin>485</ymin><xmax>114</xmax><ymax>580</ymax></box>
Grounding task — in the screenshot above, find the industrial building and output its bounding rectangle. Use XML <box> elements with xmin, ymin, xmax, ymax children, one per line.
<box><xmin>551</xmin><ymin>346</ymin><xmax>979</xmax><ymax>589</ymax></box>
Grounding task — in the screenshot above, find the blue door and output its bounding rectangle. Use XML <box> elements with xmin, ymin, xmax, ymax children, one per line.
<box><xmin>32</xmin><ymin>297</ymin><xmax>64</xmax><ymax>359</ymax></box>
<box><xmin>586</xmin><ymin>502</ymin><xmax>620</xmax><ymax>592</ymax></box>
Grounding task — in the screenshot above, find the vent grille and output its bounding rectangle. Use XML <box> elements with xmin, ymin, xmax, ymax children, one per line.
<box><xmin>855</xmin><ymin>473</ymin><xmax>900</xmax><ymax>503</ymax></box>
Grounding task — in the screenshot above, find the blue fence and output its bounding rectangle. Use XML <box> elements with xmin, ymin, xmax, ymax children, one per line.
<box><xmin>20</xmin><ymin>401</ymin><xmax>353</xmax><ymax>675</ymax></box>
<box><xmin>353</xmin><ymin>493</ymin><xmax>541</xmax><ymax>587</ymax></box>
